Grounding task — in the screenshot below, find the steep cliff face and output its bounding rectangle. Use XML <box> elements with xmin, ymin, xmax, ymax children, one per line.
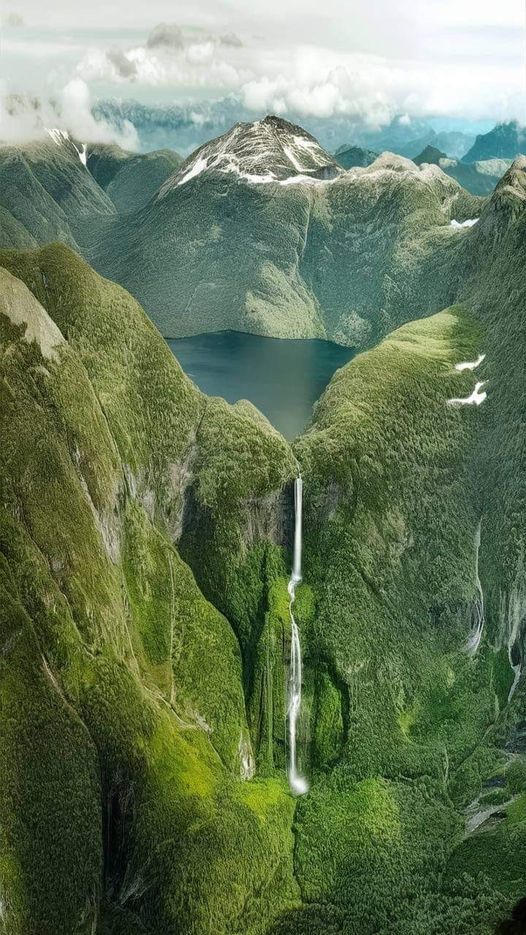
<box><xmin>0</xmin><ymin>246</ymin><xmax>299</xmax><ymax>934</ymax></box>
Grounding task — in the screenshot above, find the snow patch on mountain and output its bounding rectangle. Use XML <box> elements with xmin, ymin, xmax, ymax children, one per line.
<box><xmin>160</xmin><ymin>115</ymin><xmax>341</xmax><ymax>196</ymax></box>
<box><xmin>455</xmin><ymin>354</ymin><xmax>485</xmax><ymax>372</ymax></box>
<box><xmin>450</xmin><ymin>218</ymin><xmax>478</xmax><ymax>229</ymax></box>
<box><xmin>46</xmin><ymin>128</ymin><xmax>88</xmax><ymax>168</ymax></box>
<box><xmin>448</xmin><ymin>381</ymin><xmax>487</xmax><ymax>407</ymax></box>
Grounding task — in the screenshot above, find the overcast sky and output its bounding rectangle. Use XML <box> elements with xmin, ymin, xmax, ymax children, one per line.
<box><xmin>1</xmin><ymin>0</ymin><xmax>525</xmax><ymax>140</ymax></box>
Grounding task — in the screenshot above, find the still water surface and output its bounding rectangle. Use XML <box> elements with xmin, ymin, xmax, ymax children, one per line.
<box><xmin>167</xmin><ymin>331</ymin><xmax>356</xmax><ymax>440</ymax></box>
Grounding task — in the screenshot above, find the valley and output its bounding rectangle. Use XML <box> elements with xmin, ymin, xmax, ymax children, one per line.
<box><xmin>0</xmin><ymin>115</ymin><xmax>526</xmax><ymax>935</ymax></box>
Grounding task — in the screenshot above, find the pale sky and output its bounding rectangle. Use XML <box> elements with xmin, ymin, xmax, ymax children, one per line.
<box><xmin>0</xmin><ymin>0</ymin><xmax>525</xmax><ymax>140</ymax></box>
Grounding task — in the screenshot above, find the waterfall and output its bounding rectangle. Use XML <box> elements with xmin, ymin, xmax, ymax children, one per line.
<box><xmin>466</xmin><ymin>521</ymin><xmax>484</xmax><ymax>655</ymax></box>
<box><xmin>287</xmin><ymin>475</ymin><xmax>308</xmax><ymax>795</ymax></box>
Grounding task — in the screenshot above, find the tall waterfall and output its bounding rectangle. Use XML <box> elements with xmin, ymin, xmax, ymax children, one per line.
<box><xmin>287</xmin><ymin>475</ymin><xmax>308</xmax><ymax>795</ymax></box>
<box><xmin>466</xmin><ymin>521</ymin><xmax>484</xmax><ymax>655</ymax></box>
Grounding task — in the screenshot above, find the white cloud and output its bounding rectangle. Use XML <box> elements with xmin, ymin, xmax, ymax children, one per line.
<box><xmin>0</xmin><ymin>78</ymin><xmax>138</xmax><ymax>147</ymax></box>
<box><xmin>1</xmin><ymin>1</ymin><xmax>525</xmax><ymax>131</ymax></box>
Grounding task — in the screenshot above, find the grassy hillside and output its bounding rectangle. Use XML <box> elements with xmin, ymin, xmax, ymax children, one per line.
<box><xmin>289</xmin><ymin>309</ymin><xmax>526</xmax><ymax>933</ymax></box>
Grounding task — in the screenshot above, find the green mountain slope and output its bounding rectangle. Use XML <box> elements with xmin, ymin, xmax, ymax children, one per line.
<box><xmin>88</xmin><ymin>145</ymin><xmax>481</xmax><ymax>346</ymax></box>
<box><xmin>86</xmin><ymin>143</ymin><xmax>183</xmax><ymax>213</ymax></box>
<box><xmin>0</xmin><ymin>245</ymin><xmax>299</xmax><ymax>934</ymax></box>
<box><xmin>2</xmin><ymin>231</ymin><xmax>526</xmax><ymax>931</ymax></box>
<box><xmin>0</xmin><ymin>135</ymin><xmax>115</xmax><ymax>249</ymax></box>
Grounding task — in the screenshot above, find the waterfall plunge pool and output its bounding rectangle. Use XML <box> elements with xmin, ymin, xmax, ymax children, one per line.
<box><xmin>167</xmin><ymin>331</ymin><xmax>356</xmax><ymax>440</ymax></box>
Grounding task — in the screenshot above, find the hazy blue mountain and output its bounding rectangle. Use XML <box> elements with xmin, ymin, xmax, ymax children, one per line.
<box><xmin>93</xmin><ymin>97</ymin><xmax>476</xmax><ymax>160</ymax></box>
<box><xmin>414</xmin><ymin>145</ymin><xmax>511</xmax><ymax>195</ymax></box>
<box><xmin>334</xmin><ymin>144</ymin><xmax>378</xmax><ymax>168</ymax></box>
<box><xmin>462</xmin><ymin>120</ymin><xmax>526</xmax><ymax>163</ymax></box>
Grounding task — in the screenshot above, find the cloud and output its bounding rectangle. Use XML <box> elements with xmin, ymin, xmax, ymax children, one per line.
<box><xmin>3</xmin><ymin>3</ymin><xmax>525</xmax><ymax>131</ymax></box>
<box><xmin>0</xmin><ymin>78</ymin><xmax>138</xmax><ymax>147</ymax></box>
<box><xmin>106</xmin><ymin>47</ymin><xmax>138</xmax><ymax>79</ymax></box>
<box><xmin>146</xmin><ymin>23</ymin><xmax>184</xmax><ymax>50</ymax></box>
<box><xmin>77</xmin><ymin>27</ymin><xmax>245</xmax><ymax>91</ymax></box>
<box><xmin>220</xmin><ymin>33</ymin><xmax>243</xmax><ymax>48</ymax></box>
<box><xmin>3</xmin><ymin>11</ymin><xmax>24</xmax><ymax>26</ymax></box>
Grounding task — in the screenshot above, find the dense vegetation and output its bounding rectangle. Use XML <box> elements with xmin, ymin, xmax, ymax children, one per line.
<box><xmin>1</xmin><ymin>133</ymin><xmax>526</xmax><ymax>934</ymax></box>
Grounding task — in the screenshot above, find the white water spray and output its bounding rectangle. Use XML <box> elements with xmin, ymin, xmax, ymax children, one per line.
<box><xmin>287</xmin><ymin>475</ymin><xmax>309</xmax><ymax>795</ymax></box>
<box><xmin>466</xmin><ymin>521</ymin><xmax>484</xmax><ymax>655</ymax></box>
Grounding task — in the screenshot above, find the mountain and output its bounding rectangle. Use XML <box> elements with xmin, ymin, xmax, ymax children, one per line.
<box><xmin>414</xmin><ymin>145</ymin><xmax>511</xmax><ymax>195</ymax></box>
<box><xmin>3</xmin><ymin>197</ymin><xmax>526</xmax><ymax>930</ymax></box>
<box><xmin>462</xmin><ymin>120</ymin><xmax>526</xmax><ymax>163</ymax></box>
<box><xmin>87</xmin><ymin>133</ymin><xmax>481</xmax><ymax>345</ymax></box>
<box><xmin>72</xmin><ymin>118</ymin><xmax>480</xmax><ymax>345</ymax></box>
<box><xmin>0</xmin><ymin>243</ymin><xmax>298</xmax><ymax>934</ymax></box>
<box><xmin>0</xmin><ymin>130</ymin><xmax>115</xmax><ymax>249</ymax></box>
<box><xmin>334</xmin><ymin>144</ymin><xmax>378</xmax><ymax>168</ymax></box>
<box><xmin>413</xmin><ymin>144</ymin><xmax>447</xmax><ymax>165</ymax></box>
<box><xmin>394</xmin><ymin>129</ymin><xmax>474</xmax><ymax>160</ymax></box>
<box><xmin>93</xmin><ymin>97</ymin><xmax>477</xmax><ymax>161</ymax></box>
<box><xmin>159</xmin><ymin>115</ymin><xmax>342</xmax><ymax>189</ymax></box>
<box><xmin>0</xmin><ymin>117</ymin><xmax>488</xmax><ymax>347</ymax></box>
<box><xmin>86</xmin><ymin>142</ymin><xmax>183</xmax><ymax>213</ymax></box>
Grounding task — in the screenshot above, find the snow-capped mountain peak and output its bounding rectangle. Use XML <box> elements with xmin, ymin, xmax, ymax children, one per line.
<box><xmin>46</xmin><ymin>128</ymin><xmax>88</xmax><ymax>167</ymax></box>
<box><xmin>158</xmin><ymin>115</ymin><xmax>342</xmax><ymax>196</ymax></box>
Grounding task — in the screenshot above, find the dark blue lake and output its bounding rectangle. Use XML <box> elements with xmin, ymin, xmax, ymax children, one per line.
<box><xmin>167</xmin><ymin>331</ymin><xmax>356</xmax><ymax>440</ymax></box>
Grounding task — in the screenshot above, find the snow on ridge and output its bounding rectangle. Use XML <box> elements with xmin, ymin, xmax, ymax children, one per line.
<box><xmin>448</xmin><ymin>381</ymin><xmax>487</xmax><ymax>407</ymax></box>
<box><xmin>177</xmin><ymin>155</ymin><xmax>209</xmax><ymax>187</ymax></box>
<box><xmin>455</xmin><ymin>353</ymin><xmax>485</xmax><ymax>372</ymax></box>
<box><xmin>46</xmin><ymin>128</ymin><xmax>88</xmax><ymax>168</ymax></box>
<box><xmin>450</xmin><ymin>218</ymin><xmax>479</xmax><ymax>229</ymax></box>
<box><xmin>165</xmin><ymin>118</ymin><xmax>338</xmax><ymax>192</ymax></box>
<box><xmin>47</xmin><ymin>128</ymin><xmax>70</xmax><ymax>146</ymax></box>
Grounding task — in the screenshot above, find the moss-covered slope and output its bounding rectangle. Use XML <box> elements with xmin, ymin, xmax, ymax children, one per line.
<box><xmin>0</xmin><ymin>246</ymin><xmax>298</xmax><ymax>934</ymax></box>
<box><xmin>2</xmin><ymin>218</ymin><xmax>526</xmax><ymax>934</ymax></box>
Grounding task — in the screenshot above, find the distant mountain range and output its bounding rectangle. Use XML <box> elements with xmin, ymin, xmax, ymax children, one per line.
<box><xmin>93</xmin><ymin>98</ymin><xmax>477</xmax><ymax>160</ymax></box>
<box><xmin>413</xmin><ymin>144</ymin><xmax>511</xmax><ymax>196</ymax></box>
<box><xmin>463</xmin><ymin>120</ymin><xmax>526</xmax><ymax>162</ymax></box>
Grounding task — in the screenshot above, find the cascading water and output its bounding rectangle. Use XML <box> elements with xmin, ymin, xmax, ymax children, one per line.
<box><xmin>466</xmin><ymin>521</ymin><xmax>484</xmax><ymax>655</ymax></box>
<box><xmin>287</xmin><ymin>475</ymin><xmax>309</xmax><ymax>795</ymax></box>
